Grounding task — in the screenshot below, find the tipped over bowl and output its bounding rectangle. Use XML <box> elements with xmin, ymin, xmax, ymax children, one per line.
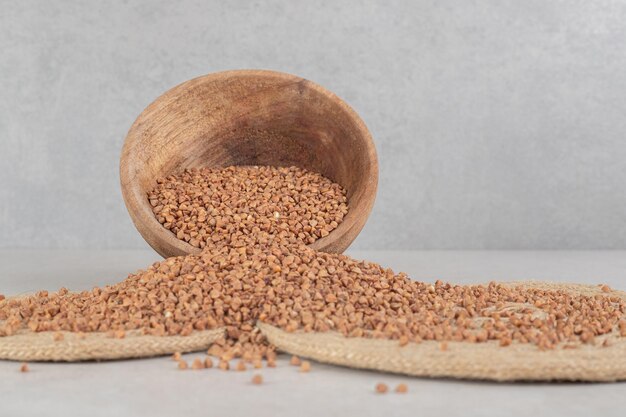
<box><xmin>120</xmin><ymin>70</ymin><xmax>378</xmax><ymax>258</ymax></box>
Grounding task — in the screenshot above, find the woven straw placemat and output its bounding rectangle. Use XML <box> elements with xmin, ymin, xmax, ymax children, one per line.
<box><xmin>0</xmin><ymin>292</ymin><xmax>225</xmax><ymax>362</ymax></box>
<box><xmin>258</xmin><ymin>282</ymin><xmax>626</xmax><ymax>382</ymax></box>
<box><xmin>0</xmin><ymin>328</ymin><xmax>224</xmax><ymax>362</ymax></box>
<box><xmin>1</xmin><ymin>281</ymin><xmax>624</xmax><ymax>380</ymax></box>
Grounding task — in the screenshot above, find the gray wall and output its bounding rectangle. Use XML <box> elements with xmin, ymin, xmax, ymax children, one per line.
<box><xmin>2</xmin><ymin>0</ymin><xmax>626</xmax><ymax>250</ymax></box>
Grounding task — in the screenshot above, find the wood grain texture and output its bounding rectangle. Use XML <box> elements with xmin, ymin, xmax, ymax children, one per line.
<box><xmin>120</xmin><ymin>70</ymin><xmax>378</xmax><ymax>258</ymax></box>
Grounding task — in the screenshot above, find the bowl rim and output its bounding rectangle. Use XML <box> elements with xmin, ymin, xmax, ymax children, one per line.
<box><xmin>120</xmin><ymin>69</ymin><xmax>378</xmax><ymax>258</ymax></box>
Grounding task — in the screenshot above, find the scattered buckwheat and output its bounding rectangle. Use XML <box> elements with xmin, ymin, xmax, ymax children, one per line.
<box><xmin>192</xmin><ymin>358</ymin><xmax>204</xmax><ymax>370</ymax></box>
<box><xmin>0</xmin><ymin>158</ymin><xmax>621</xmax><ymax>386</ymax></box>
<box><xmin>219</xmin><ymin>360</ymin><xmax>230</xmax><ymax>371</ymax></box>
<box><xmin>252</xmin><ymin>374</ymin><xmax>263</xmax><ymax>385</ymax></box>
<box><xmin>376</xmin><ymin>383</ymin><xmax>388</xmax><ymax>394</ymax></box>
<box><xmin>204</xmin><ymin>357</ymin><xmax>213</xmax><ymax>368</ymax></box>
<box><xmin>20</xmin><ymin>363</ymin><xmax>29</xmax><ymax>372</ymax></box>
<box><xmin>0</xmin><ymin>237</ymin><xmax>623</xmax><ymax>355</ymax></box>
<box><xmin>299</xmin><ymin>361</ymin><xmax>311</xmax><ymax>373</ymax></box>
<box><xmin>172</xmin><ymin>352</ymin><xmax>181</xmax><ymax>361</ymax></box>
<box><xmin>395</xmin><ymin>383</ymin><xmax>408</xmax><ymax>393</ymax></box>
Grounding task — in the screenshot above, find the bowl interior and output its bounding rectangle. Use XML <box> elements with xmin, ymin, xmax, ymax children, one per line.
<box><xmin>121</xmin><ymin>70</ymin><xmax>377</xmax><ymax>257</ymax></box>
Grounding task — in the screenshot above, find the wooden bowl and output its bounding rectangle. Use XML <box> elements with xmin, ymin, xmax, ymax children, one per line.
<box><xmin>120</xmin><ymin>69</ymin><xmax>378</xmax><ymax>258</ymax></box>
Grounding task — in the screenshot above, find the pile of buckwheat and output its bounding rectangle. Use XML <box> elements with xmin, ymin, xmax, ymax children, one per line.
<box><xmin>148</xmin><ymin>165</ymin><xmax>348</xmax><ymax>249</ymax></box>
<box><xmin>1</xmin><ymin>239</ymin><xmax>624</xmax><ymax>357</ymax></box>
<box><xmin>1</xmin><ymin>164</ymin><xmax>625</xmax><ymax>372</ymax></box>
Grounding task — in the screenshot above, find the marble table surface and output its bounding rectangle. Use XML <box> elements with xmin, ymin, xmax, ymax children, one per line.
<box><xmin>1</xmin><ymin>249</ymin><xmax>625</xmax><ymax>417</ymax></box>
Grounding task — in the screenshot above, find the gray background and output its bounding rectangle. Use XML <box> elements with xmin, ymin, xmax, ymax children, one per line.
<box><xmin>1</xmin><ymin>0</ymin><xmax>626</xmax><ymax>250</ymax></box>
